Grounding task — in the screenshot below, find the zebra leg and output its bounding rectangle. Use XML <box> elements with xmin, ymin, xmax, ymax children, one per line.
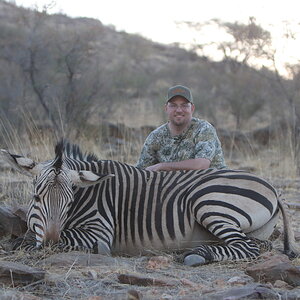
<box><xmin>93</xmin><ymin>240</ymin><xmax>111</xmax><ymax>255</ymax></box>
<box><xmin>249</xmin><ymin>237</ymin><xmax>272</xmax><ymax>253</ymax></box>
<box><xmin>59</xmin><ymin>228</ymin><xmax>113</xmax><ymax>254</ymax></box>
<box><xmin>183</xmin><ymin>221</ymin><xmax>261</xmax><ymax>266</ymax></box>
<box><xmin>12</xmin><ymin>230</ymin><xmax>38</xmax><ymax>251</ymax></box>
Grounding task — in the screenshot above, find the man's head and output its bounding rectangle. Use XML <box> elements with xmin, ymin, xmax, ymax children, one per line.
<box><xmin>165</xmin><ymin>85</ymin><xmax>195</xmax><ymax>128</ymax></box>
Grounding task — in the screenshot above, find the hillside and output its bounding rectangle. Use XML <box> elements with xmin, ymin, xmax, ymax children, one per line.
<box><xmin>0</xmin><ymin>0</ymin><xmax>288</xmax><ymax>136</ymax></box>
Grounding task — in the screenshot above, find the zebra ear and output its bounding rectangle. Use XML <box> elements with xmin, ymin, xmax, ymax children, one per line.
<box><xmin>70</xmin><ymin>170</ymin><xmax>115</xmax><ymax>187</ymax></box>
<box><xmin>0</xmin><ymin>149</ymin><xmax>41</xmax><ymax>177</ymax></box>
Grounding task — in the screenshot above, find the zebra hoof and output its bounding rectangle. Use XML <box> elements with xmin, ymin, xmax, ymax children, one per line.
<box><xmin>95</xmin><ymin>241</ymin><xmax>111</xmax><ymax>255</ymax></box>
<box><xmin>184</xmin><ymin>254</ymin><xmax>206</xmax><ymax>266</ymax></box>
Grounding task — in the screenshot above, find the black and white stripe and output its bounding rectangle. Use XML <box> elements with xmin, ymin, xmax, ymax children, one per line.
<box><xmin>1</xmin><ymin>140</ymin><xmax>298</xmax><ymax>265</ymax></box>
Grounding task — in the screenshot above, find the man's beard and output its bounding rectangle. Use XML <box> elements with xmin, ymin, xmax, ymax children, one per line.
<box><xmin>172</xmin><ymin>115</ymin><xmax>189</xmax><ymax>127</ymax></box>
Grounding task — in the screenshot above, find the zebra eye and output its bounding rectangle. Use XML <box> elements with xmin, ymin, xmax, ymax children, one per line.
<box><xmin>34</xmin><ymin>195</ymin><xmax>41</xmax><ymax>202</ymax></box>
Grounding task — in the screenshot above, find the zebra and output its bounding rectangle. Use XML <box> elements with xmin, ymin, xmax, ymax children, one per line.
<box><xmin>0</xmin><ymin>140</ymin><xmax>298</xmax><ymax>266</ymax></box>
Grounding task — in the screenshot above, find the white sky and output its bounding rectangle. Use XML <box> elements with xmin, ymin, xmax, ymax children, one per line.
<box><xmin>13</xmin><ymin>0</ymin><xmax>300</xmax><ymax>76</ymax></box>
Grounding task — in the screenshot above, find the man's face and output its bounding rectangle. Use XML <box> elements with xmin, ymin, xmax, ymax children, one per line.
<box><xmin>165</xmin><ymin>96</ymin><xmax>195</xmax><ymax>127</ymax></box>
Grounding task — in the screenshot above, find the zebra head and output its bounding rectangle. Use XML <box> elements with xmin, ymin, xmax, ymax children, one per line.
<box><xmin>0</xmin><ymin>141</ymin><xmax>113</xmax><ymax>248</ymax></box>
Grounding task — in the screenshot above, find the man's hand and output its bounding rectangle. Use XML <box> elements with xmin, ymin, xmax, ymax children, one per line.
<box><xmin>145</xmin><ymin>163</ymin><xmax>165</xmax><ymax>171</ymax></box>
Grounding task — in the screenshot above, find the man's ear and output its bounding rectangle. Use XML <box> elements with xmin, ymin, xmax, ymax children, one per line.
<box><xmin>164</xmin><ymin>103</ymin><xmax>168</xmax><ymax>112</ymax></box>
<box><xmin>69</xmin><ymin>170</ymin><xmax>115</xmax><ymax>187</ymax></box>
<box><xmin>191</xmin><ymin>103</ymin><xmax>195</xmax><ymax>113</ymax></box>
<box><xmin>0</xmin><ymin>149</ymin><xmax>41</xmax><ymax>177</ymax></box>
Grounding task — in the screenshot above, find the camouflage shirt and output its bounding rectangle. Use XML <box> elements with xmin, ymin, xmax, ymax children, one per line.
<box><xmin>136</xmin><ymin>117</ymin><xmax>226</xmax><ymax>169</ymax></box>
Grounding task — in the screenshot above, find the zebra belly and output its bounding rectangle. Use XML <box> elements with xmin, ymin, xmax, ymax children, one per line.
<box><xmin>246</xmin><ymin>209</ymin><xmax>279</xmax><ymax>240</ymax></box>
<box><xmin>111</xmin><ymin>223</ymin><xmax>219</xmax><ymax>256</ymax></box>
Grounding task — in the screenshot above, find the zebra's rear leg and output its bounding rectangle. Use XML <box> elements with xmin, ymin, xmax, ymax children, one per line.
<box><xmin>183</xmin><ymin>221</ymin><xmax>262</xmax><ymax>266</ymax></box>
<box><xmin>249</xmin><ymin>237</ymin><xmax>272</xmax><ymax>253</ymax></box>
<box><xmin>183</xmin><ymin>239</ymin><xmax>260</xmax><ymax>266</ymax></box>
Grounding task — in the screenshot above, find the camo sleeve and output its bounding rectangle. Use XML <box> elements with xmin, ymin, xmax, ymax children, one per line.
<box><xmin>193</xmin><ymin>123</ymin><xmax>219</xmax><ymax>161</ymax></box>
<box><xmin>135</xmin><ymin>132</ymin><xmax>160</xmax><ymax>169</ymax></box>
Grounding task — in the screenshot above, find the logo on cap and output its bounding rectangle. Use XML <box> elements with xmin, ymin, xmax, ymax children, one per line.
<box><xmin>172</xmin><ymin>88</ymin><xmax>186</xmax><ymax>95</ymax></box>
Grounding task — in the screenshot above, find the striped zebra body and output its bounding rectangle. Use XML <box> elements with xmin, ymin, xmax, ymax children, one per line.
<box><xmin>1</xmin><ymin>140</ymin><xmax>298</xmax><ymax>265</ymax></box>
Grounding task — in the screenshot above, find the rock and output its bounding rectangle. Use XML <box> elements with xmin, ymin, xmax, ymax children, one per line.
<box><xmin>118</xmin><ymin>273</ymin><xmax>177</xmax><ymax>287</ymax></box>
<box><xmin>0</xmin><ymin>290</ymin><xmax>42</xmax><ymax>299</ymax></box>
<box><xmin>146</xmin><ymin>255</ymin><xmax>171</xmax><ymax>270</ymax></box>
<box><xmin>180</xmin><ymin>278</ymin><xmax>198</xmax><ymax>288</ymax></box>
<box><xmin>127</xmin><ymin>289</ymin><xmax>141</xmax><ymax>300</ymax></box>
<box><xmin>11</xmin><ymin>205</ymin><xmax>28</xmax><ymax>222</ymax></box>
<box><xmin>40</xmin><ymin>252</ymin><xmax>118</xmax><ymax>267</ymax></box>
<box><xmin>87</xmin><ymin>269</ymin><xmax>98</xmax><ymax>280</ymax></box>
<box><xmin>246</xmin><ymin>254</ymin><xmax>300</xmax><ymax>286</ymax></box>
<box><xmin>0</xmin><ymin>206</ymin><xmax>27</xmax><ymax>238</ymax></box>
<box><xmin>202</xmin><ymin>283</ymin><xmax>279</xmax><ymax>300</ymax></box>
<box><xmin>279</xmin><ymin>289</ymin><xmax>300</xmax><ymax>300</ymax></box>
<box><xmin>212</xmin><ymin>279</ymin><xmax>226</xmax><ymax>288</ymax></box>
<box><xmin>227</xmin><ymin>275</ymin><xmax>254</xmax><ymax>285</ymax></box>
<box><xmin>0</xmin><ymin>261</ymin><xmax>46</xmax><ymax>286</ymax></box>
<box><xmin>273</xmin><ymin>279</ymin><xmax>293</xmax><ymax>289</ymax></box>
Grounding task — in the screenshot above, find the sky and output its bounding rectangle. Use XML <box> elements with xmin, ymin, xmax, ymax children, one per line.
<box><xmin>13</xmin><ymin>0</ymin><xmax>300</xmax><ymax>76</ymax></box>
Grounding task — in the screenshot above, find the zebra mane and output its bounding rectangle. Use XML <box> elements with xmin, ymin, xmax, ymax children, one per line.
<box><xmin>53</xmin><ymin>139</ymin><xmax>64</xmax><ymax>170</ymax></box>
<box><xmin>54</xmin><ymin>139</ymin><xmax>99</xmax><ymax>163</ymax></box>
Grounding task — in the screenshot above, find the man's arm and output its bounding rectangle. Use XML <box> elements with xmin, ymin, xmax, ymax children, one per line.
<box><xmin>145</xmin><ymin>158</ymin><xmax>211</xmax><ymax>171</ymax></box>
<box><xmin>135</xmin><ymin>133</ymin><xmax>159</xmax><ymax>169</ymax></box>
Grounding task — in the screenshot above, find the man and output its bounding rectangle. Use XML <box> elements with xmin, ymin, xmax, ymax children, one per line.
<box><xmin>136</xmin><ymin>85</ymin><xmax>226</xmax><ymax>171</ymax></box>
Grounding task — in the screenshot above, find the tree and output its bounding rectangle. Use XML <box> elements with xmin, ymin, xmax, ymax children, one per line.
<box><xmin>0</xmin><ymin>6</ymin><xmax>107</xmax><ymax>136</ymax></box>
<box><xmin>181</xmin><ymin>17</ymin><xmax>300</xmax><ymax>173</ymax></box>
<box><xmin>178</xmin><ymin>18</ymin><xmax>272</xmax><ymax>129</ymax></box>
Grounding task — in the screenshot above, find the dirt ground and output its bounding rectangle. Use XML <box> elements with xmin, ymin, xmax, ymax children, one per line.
<box><xmin>0</xmin><ymin>174</ymin><xmax>300</xmax><ymax>299</ymax></box>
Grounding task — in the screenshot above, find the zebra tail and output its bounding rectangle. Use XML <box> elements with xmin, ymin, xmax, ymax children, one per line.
<box><xmin>278</xmin><ymin>197</ymin><xmax>300</xmax><ymax>257</ymax></box>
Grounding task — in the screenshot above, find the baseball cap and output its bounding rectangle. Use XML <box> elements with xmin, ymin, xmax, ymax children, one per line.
<box><xmin>167</xmin><ymin>85</ymin><xmax>193</xmax><ymax>103</ymax></box>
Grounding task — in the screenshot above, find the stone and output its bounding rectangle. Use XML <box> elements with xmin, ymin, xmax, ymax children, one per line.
<box><xmin>146</xmin><ymin>255</ymin><xmax>171</xmax><ymax>270</ymax></box>
<box><xmin>40</xmin><ymin>252</ymin><xmax>118</xmax><ymax>267</ymax></box>
<box><xmin>246</xmin><ymin>254</ymin><xmax>300</xmax><ymax>286</ymax></box>
<box><xmin>118</xmin><ymin>273</ymin><xmax>177</xmax><ymax>287</ymax></box>
<box><xmin>87</xmin><ymin>269</ymin><xmax>98</xmax><ymax>280</ymax></box>
<box><xmin>273</xmin><ymin>279</ymin><xmax>293</xmax><ymax>289</ymax></box>
<box><xmin>279</xmin><ymin>289</ymin><xmax>300</xmax><ymax>300</ymax></box>
<box><xmin>0</xmin><ymin>290</ymin><xmax>42</xmax><ymax>299</ymax></box>
<box><xmin>0</xmin><ymin>206</ymin><xmax>27</xmax><ymax>238</ymax></box>
<box><xmin>160</xmin><ymin>294</ymin><xmax>172</xmax><ymax>300</ymax></box>
<box><xmin>0</xmin><ymin>261</ymin><xmax>46</xmax><ymax>286</ymax></box>
<box><xmin>202</xmin><ymin>283</ymin><xmax>279</xmax><ymax>300</ymax></box>
<box><xmin>127</xmin><ymin>289</ymin><xmax>141</xmax><ymax>300</ymax></box>
<box><xmin>180</xmin><ymin>278</ymin><xmax>198</xmax><ymax>288</ymax></box>
<box><xmin>227</xmin><ymin>275</ymin><xmax>254</xmax><ymax>285</ymax></box>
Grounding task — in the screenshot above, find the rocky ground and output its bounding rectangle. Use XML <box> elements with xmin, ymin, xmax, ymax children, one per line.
<box><xmin>0</xmin><ymin>173</ymin><xmax>300</xmax><ymax>299</ymax></box>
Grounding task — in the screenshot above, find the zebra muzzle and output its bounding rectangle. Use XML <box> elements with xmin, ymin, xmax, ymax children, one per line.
<box><xmin>43</xmin><ymin>223</ymin><xmax>61</xmax><ymax>245</ymax></box>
